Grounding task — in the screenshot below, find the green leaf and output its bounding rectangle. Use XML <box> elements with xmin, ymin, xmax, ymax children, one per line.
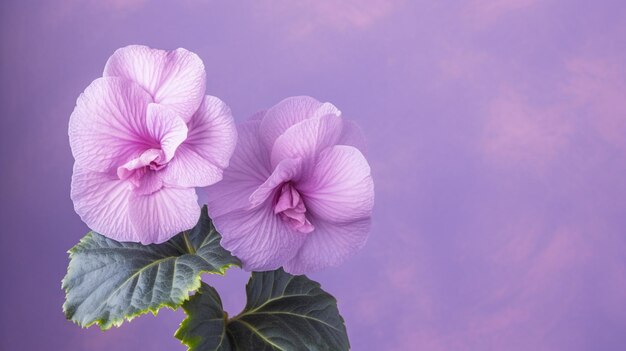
<box><xmin>175</xmin><ymin>283</ymin><xmax>232</xmax><ymax>351</ymax></box>
<box><xmin>176</xmin><ymin>269</ymin><xmax>350</xmax><ymax>351</ymax></box>
<box><xmin>62</xmin><ymin>206</ymin><xmax>240</xmax><ymax>330</ymax></box>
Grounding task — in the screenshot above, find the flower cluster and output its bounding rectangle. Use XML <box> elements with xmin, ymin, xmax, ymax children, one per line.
<box><xmin>69</xmin><ymin>45</ymin><xmax>374</xmax><ymax>273</ymax></box>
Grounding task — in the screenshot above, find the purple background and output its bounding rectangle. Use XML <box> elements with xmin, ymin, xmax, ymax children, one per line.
<box><xmin>1</xmin><ymin>1</ymin><xmax>626</xmax><ymax>350</ymax></box>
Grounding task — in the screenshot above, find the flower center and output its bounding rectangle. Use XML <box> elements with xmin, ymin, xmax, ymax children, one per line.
<box><xmin>117</xmin><ymin>148</ymin><xmax>167</xmax><ymax>189</ymax></box>
<box><xmin>273</xmin><ymin>182</ymin><xmax>314</xmax><ymax>234</ymax></box>
<box><xmin>148</xmin><ymin>160</ymin><xmax>166</xmax><ymax>171</ymax></box>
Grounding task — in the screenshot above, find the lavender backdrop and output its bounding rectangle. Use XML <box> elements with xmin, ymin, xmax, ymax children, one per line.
<box><xmin>1</xmin><ymin>1</ymin><xmax>626</xmax><ymax>350</ymax></box>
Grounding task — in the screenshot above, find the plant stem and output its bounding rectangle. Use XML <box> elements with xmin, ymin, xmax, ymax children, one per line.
<box><xmin>183</xmin><ymin>231</ymin><xmax>195</xmax><ymax>254</ymax></box>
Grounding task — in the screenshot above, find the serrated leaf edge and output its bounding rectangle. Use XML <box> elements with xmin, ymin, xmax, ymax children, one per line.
<box><xmin>61</xmin><ymin>232</ymin><xmax>238</xmax><ymax>330</ymax></box>
<box><xmin>176</xmin><ymin>271</ymin><xmax>351</xmax><ymax>351</ymax></box>
<box><xmin>174</xmin><ymin>284</ymin><xmax>230</xmax><ymax>351</ymax></box>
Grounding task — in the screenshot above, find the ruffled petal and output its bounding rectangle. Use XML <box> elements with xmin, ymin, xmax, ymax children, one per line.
<box><xmin>204</xmin><ymin>120</ymin><xmax>271</xmax><ymax>218</ymax></box>
<box><xmin>103</xmin><ymin>45</ymin><xmax>205</xmax><ymax>121</ymax></box>
<box><xmin>128</xmin><ymin>187</ymin><xmax>200</xmax><ymax>244</ymax></box>
<box><xmin>259</xmin><ymin>96</ymin><xmax>341</xmax><ymax>150</ymax></box>
<box><xmin>299</xmin><ymin>145</ymin><xmax>374</xmax><ymax>223</ymax></box>
<box><xmin>212</xmin><ymin>204</ymin><xmax>306</xmax><ymax>271</ymax></box>
<box><xmin>249</xmin><ymin>158</ymin><xmax>302</xmax><ymax>207</ymax></box>
<box><xmin>311</xmin><ymin>102</ymin><xmax>342</xmax><ymax>118</ymax></box>
<box><xmin>145</xmin><ymin>103</ymin><xmax>188</xmax><ymax>162</ymax></box>
<box><xmin>117</xmin><ymin>148</ymin><xmax>162</xmax><ymax>180</ymax></box>
<box><xmin>134</xmin><ymin>170</ymin><xmax>164</xmax><ymax>196</ymax></box>
<box><xmin>160</xmin><ymin>96</ymin><xmax>236</xmax><ymax>188</ymax></box>
<box><xmin>338</xmin><ymin>119</ymin><xmax>368</xmax><ymax>153</ymax></box>
<box><xmin>68</xmin><ymin>77</ymin><xmax>152</xmax><ymax>173</ymax></box>
<box><xmin>283</xmin><ymin>218</ymin><xmax>371</xmax><ymax>274</ymax></box>
<box><xmin>159</xmin><ymin>144</ymin><xmax>223</xmax><ymax>188</ymax></box>
<box><xmin>186</xmin><ymin>96</ymin><xmax>237</xmax><ymax>168</ymax></box>
<box><xmin>70</xmin><ymin>165</ymin><xmax>135</xmax><ymax>241</ymax></box>
<box><xmin>270</xmin><ymin>114</ymin><xmax>343</xmax><ymax>169</ymax></box>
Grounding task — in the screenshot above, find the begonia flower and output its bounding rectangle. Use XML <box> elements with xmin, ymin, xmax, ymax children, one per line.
<box><xmin>205</xmin><ymin>96</ymin><xmax>374</xmax><ymax>274</ymax></box>
<box><xmin>69</xmin><ymin>46</ymin><xmax>236</xmax><ymax>244</ymax></box>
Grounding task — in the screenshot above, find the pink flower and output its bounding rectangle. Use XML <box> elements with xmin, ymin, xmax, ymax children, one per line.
<box><xmin>205</xmin><ymin>96</ymin><xmax>374</xmax><ymax>274</ymax></box>
<box><xmin>69</xmin><ymin>46</ymin><xmax>236</xmax><ymax>244</ymax></box>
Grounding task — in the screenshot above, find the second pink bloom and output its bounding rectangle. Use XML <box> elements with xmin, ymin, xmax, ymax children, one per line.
<box><xmin>205</xmin><ymin>96</ymin><xmax>374</xmax><ymax>274</ymax></box>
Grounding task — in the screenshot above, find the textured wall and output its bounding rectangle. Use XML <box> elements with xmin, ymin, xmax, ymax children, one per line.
<box><xmin>1</xmin><ymin>1</ymin><xmax>625</xmax><ymax>350</ymax></box>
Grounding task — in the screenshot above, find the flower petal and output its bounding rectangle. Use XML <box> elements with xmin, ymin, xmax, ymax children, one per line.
<box><xmin>283</xmin><ymin>218</ymin><xmax>371</xmax><ymax>274</ymax></box>
<box><xmin>117</xmin><ymin>149</ymin><xmax>162</xmax><ymax>180</ymax></box>
<box><xmin>259</xmin><ymin>96</ymin><xmax>341</xmax><ymax>150</ymax></box>
<box><xmin>212</xmin><ymin>204</ymin><xmax>306</xmax><ymax>271</ymax></box>
<box><xmin>159</xmin><ymin>144</ymin><xmax>223</xmax><ymax>188</ymax></box>
<box><xmin>70</xmin><ymin>165</ymin><xmax>136</xmax><ymax>241</ymax></box>
<box><xmin>270</xmin><ymin>114</ymin><xmax>343</xmax><ymax>169</ymax></box>
<box><xmin>134</xmin><ymin>170</ymin><xmax>164</xmax><ymax>196</ymax></box>
<box><xmin>299</xmin><ymin>145</ymin><xmax>374</xmax><ymax>223</ymax></box>
<box><xmin>103</xmin><ymin>45</ymin><xmax>206</xmax><ymax>121</ymax></box>
<box><xmin>204</xmin><ymin>120</ymin><xmax>271</xmax><ymax>218</ymax></box>
<box><xmin>145</xmin><ymin>103</ymin><xmax>188</xmax><ymax>162</ymax></box>
<box><xmin>68</xmin><ymin>77</ymin><xmax>152</xmax><ymax>173</ymax></box>
<box><xmin>249</xmin><ymin>158</ymin><xmax>302</xmax><ymax>207</ymax></box>
<box><xmin>159</xmin><ymin>96</ymin><xmax>236</xmax><ymax>188</ymax></box>
<box><xmin>187</xmin><ymin>96</ymin><xmax>237</xmax><ymax>168</ymax></box>
<box><xmin>338</xmin><ymin>119</ymin><xmax>368</xmax><ymax>153</ymax></box>
<box><xmin>128</xmin><ymin>187</ymin><xmax>200</xmax><ymax>244</ymax></box>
